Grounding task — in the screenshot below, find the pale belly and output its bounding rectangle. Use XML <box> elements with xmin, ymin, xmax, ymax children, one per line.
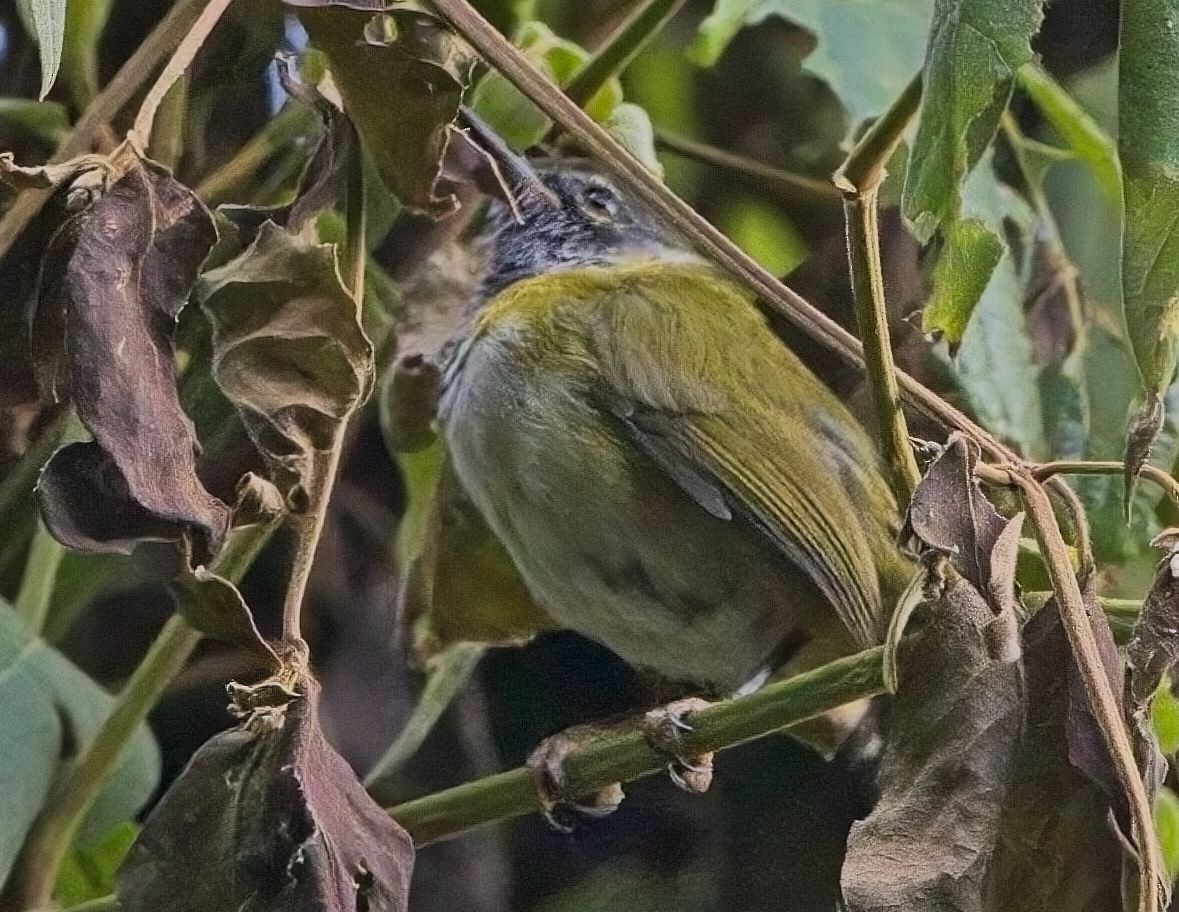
<box><xmin>441</xmin><ymin>350</ymin><xmax>854</xmax><ymax>691</ymax></box>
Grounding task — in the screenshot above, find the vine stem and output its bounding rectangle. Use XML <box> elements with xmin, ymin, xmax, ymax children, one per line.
<box><xmin>425</xmin><ymin>0</ymin><xmax>1014</xmax><ymax>465</ymax></box>
<box><xmin>834</xmin><ymin>75</ymin><xmax>923</xmax><ymax>504</ymax></box>
<box><xmin>1014</xmin><ymin>472</ymin><xmax>1162</xmax><ymax>912</ymax></box>
<box><xmin>389</xmin><ymin>645</ymin><xmax>887</xmax><ymax>845</ymax></box>
<box><xmin>0</xmin><ymin>0</ymin><xmax>210</xmax><ymax>259</ymax></box>
<box><xmin>1</xmin><ymin>522</ymin><xmax>275</xmax><ymax>911</ymax></box>
<box><xmin>129</xmin><ymin>0</ymin><xmax>237</xmax><ymax>148</ymax></box>
<box><xmin>13</xmin><ymin>517</ymin><xmax>65</xmax><ymax>634</ymax></box>
<box><xmin>654</xmin><ymin>129</ymin><xmax>842</xmax><ymax>210</ymax></box>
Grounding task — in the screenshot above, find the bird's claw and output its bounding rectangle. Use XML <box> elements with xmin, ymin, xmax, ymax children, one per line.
<box><xmin>643</xmin><ymin>698</ymin><xmax>715</xmax><ymax>795</ymax></box>
<box><xmin>527</xmin><ymin>726</ymin><xmax>625</xmax><ymax>831</ymax></box>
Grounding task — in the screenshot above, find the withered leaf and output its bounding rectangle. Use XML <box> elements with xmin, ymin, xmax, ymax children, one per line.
<box><xmin>196</xmin><ymin>222</ymin><xmax>373</xmax><ymax>505</ymax></box>
<box><xmin>841</xmin><ymin>576</ymin><xmax>1024</xmax><ymax>912</ymax></box>
<box><xmin>118</xmin><ymin>676</ymin><xmax>414</xmax><ymax>911</ymax></box>
<box><xmin>1128</xmin><ymin>531</ymin><xmax>1179</xmax><ymax>705</ymax></box>
<box><xmin>982</xmin><ymin>601</ymin><xmax>1123</xmax><ymax>912</ymax></box>
<box><xmin>293</xmin><ymin>2</ymin><xmax>476</xmax><ymax>215</ymax></box>
<box><xmin>903</xmin><ymin>434</ymin><xmax>1010</xmax><ymax>603</ymax></box>
<box><xmin>169</xmin><ymin>567</ymin><xmax>280</xmax><ymax>671</ymax></box>
<box><xmin>33</xmin><ymin>156</ymin><xmax>229</xmax><ymax>562</ymax></box>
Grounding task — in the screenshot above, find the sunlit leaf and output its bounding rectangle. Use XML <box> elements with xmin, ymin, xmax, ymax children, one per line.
<box><xmin>17</xmin><ymin>0</ymin><xmax>67</xmax><ymax>100</ymax></box>
<box><xmin>688</xmin><ymin>0</ymin><xmax>933</xmax><ymax>129</ymax></box>
<box><xmin>55</xmin><ymin>821</ymin><xmax>138</xmax><ymax>908</ymax></box>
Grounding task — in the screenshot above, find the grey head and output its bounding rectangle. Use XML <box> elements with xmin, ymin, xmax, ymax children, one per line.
<box><xmin>480</xmin><ymin>164</ymin><xmax>695</xmax><ymax>297</ymax></box>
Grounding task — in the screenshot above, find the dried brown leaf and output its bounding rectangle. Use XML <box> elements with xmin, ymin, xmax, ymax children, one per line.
<box><xmin>118</xmin><ymin>675</ymin><xmax>414</xmax><ymax>911</ymax></box>
<box><xmin>169</xmin><ymin>568</ymin><xmax>280</xmax><ymax>671</ymax></box>
<box><xmin>33</xmin><ymin>156</ymin><xmax>229</xmax><ymax>561</ymax></box>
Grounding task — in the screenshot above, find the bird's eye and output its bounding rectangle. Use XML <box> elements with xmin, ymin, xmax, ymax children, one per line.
<box><xmin>576</xmin><ymin>182</ymin><xmax>619</xmax><ymax>221</ymax></box>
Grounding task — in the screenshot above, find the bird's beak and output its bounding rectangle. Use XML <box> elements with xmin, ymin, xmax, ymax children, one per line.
<box><xmin>457</xmin><ymin>106</ymin><xmax>560</xmax><ymax>214</ymax></box>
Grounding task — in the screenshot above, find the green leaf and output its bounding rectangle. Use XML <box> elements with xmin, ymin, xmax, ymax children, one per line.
<box><xmin>1152</xmin><ymin>680</ymin><xmax>1179</xmax><ymax>756</ymax></box>
<box><xmin>602</xmin><ymin>102</ymin><xmax>662</xmax><ymax>177</ymax></box>
<box><xmin>60</xmin><ymin>0</ymin><xmax>114</xmax><ymax>107</ymax></box>
<box><xmin>902</xmin><ymin>0</ymin><xmax>1045</xmax><ymax>242</ymax></box>
<box><xmin>17</xmin><ymin>0</ymin><xmax>67</xmax><ymax>100</ymax></box>
<box><xmin>0</xmin><ymin>97</ymin><xmax>69</xmax><ymax>143</ymax></box>
<box><xmin>1016</xmin><ymin>64</ymin><xmax>1120</xmax><ymax>205</ymax></box>
<box><xmin>0</xmin><ymin>598</ymin><xmax>160</xmax><ymax>887</ymax></box>
<box><xmin>688</xmin><ymin>0</ymin><xmax>933</xmax><ymax>128</ymax></box>
<box><xmin>468</xmin><ymin>21</ymin><xmax>623</xmax><ymax>150</ymax></box>
<box><xmin>55</xmin><ymin>821</ymin><xmax>138</xmax><ymax>908</ymax></box>
<box><xmin>924</xmin><ymin>218</ymin><xmax>1004</xmax><ymax>342</ymax></box>
<box><xmin>717</xmin><ymin>196</ymin><xmax>806</xmax><ymax>277</ymax></box>
<box><xmin>297</xmin><ymin>3</ymin><xmax>476</xmax><ymax>215</ymax></box>
<box><xmin>1156</xmin><ymin>787</ymin><xmax>1179</xmax><ymax>881</ymax></box>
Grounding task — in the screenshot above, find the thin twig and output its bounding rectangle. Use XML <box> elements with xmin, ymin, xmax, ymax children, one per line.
<box><xmin>833</xmin><ymin>75</ymin><xmax>923</xmax><ymax>504</ymax></box>
<box><xmin>129</xmin><ymin>0</ymin><xmax>238</xmax><ymax>149</ymax></box>
<box><xmin>0</xmin><ymin>0</ymin><xmax>210</xmax><ymax>259</ymax></box>
<box><xmin>1</xmin><ymin>522</ymin><xmax>276</xmax><ymax>911</ymax></box>
<box><xmin>1032</xmin><ymin>459</ymin><xmax>1179</xmax><ymax>509</ymax></box>
<box><xmin>388</xmin><ymin>645</ymin><xmax>887</xmax><ymax>845</ymax></box>
<box><xmin>1014</xmin><ymin>472</ymin><xmax>1162</xmax><ymax>912</ymax></box>
<box><xmin>654</xmin><ymin>129</ymin><xmax>842</xmax><ymax>209</ymax></box>
<box><xmin>424</xmin><ymin>0</ymin><xmax>1013</xmax><ymax>465</ymax></box>
<box><xmin>564</xmin><ymin>0</ymin><xmax>688</xmax><ymax>108</ymax></box>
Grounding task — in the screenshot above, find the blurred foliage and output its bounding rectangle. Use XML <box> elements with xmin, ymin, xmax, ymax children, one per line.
<box><xmin>0</xmin><ymin>0</ymin><xmax>1178</xmax><ymax>909</ymax></box>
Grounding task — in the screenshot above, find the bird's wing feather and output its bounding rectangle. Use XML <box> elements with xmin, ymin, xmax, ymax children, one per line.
<box><xmin>587</xmin><ymin>266</ymin><xmax>888</xmax><ymax>646</ymax></box>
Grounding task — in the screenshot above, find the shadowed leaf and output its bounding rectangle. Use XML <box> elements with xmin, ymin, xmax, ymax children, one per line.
<box><xmin>119</xmin><ymin>675</ymin><xmax>414</xmax><ymax>911</ymax></box>
<box><xmin>196</xmin><ymin>222</ymin><xmax>373</xmax><ymax>506</ymax></box>
<box><xmin>292</xmin><ymin>1</ymin><xmax>476</xmax><ymax>215</ymax></box>
<box><xmin>169</xmin><ymin>568</ymin><xmax>280</xmax><ymax>671</ymax></box>
<box><xmin>32</xmin><ymin>156</ymin><xmax>229</xmax><ymax>562</ymax></box>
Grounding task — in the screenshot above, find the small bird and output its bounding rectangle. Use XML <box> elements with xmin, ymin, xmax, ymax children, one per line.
<box><xmin>439</xmin><ymin>148</ymin><xmax>912</xmax><ymax>694</ymax></box>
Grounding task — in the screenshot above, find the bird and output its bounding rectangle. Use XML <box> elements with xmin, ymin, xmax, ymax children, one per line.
<box><xmin>438</xmin><ymin>146</ymin><xmax>913</xmax><ymax>697</ymax></box>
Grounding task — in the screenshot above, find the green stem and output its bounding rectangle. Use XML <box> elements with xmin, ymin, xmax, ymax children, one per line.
<box><xmin>195</xmin><ymin>104</ymin><xmax>318</xmax><ymax>205</ymax></box>
<box><xmin>834</xmin><ymin>75</ymin><xmax>922</xmax><ymax>506</ymax></box>
<box><xmin>148</xmin><ymin>73</ymin><xmax>190</xmax><ymax>171</ymax></box>
<box><xmin>2</xmin><ymin>522</ymin><xmax>275</xmax><ymax>911</ymax></box>
<box><xmin>389</xmin><ymin>646</ymin><xmax>886</xmax><ymax>845</ymax></box>
<box><xmin>0</xmin><ymin>0</ymin><xmax>211</xmax><ymax>260</ymax></box>
<box><xmin>564</xmin><ymin>0</ymin><xmax>688</xmax><ymax>108</ymax></box>
<box><xmin>13</xmin><ymin>518</ymin><xmax>66</xmax><ymax>635</ymax></box>
<box><xmin>1016</xmin><ymin>473</ymin><xmax>1162</xmax><ymax>912</ymax></box>
<box><xmin>0</xmin><ymin>409</ymin><xmax>70</xmax><ymax>520</ymax></box>
<box><xmin>425</xmin><ymin>0</ymin><xmax>1014</xmax><ymax>464</ymax></box>
<box><xmin>654</xmin><ymin>129</ymin><xmax>841</xmax><ymax>209</ymax></box>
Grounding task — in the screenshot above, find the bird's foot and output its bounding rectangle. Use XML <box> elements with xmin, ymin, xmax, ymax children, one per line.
<box><xmin>527</xmin><ymin>725</ymin><xmax>625</xmax><ymax>832</ymax></box>
<box><xmin>643</xmin><ymin>697</ymin><xmax>714</xmax><ymax>794</ymax></box>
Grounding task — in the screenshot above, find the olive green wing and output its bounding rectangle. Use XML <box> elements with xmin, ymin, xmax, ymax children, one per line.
<box><xmin>587</xmin><ymin>266</ymin><xmax>891</xmax><ymax>647</ymax></box>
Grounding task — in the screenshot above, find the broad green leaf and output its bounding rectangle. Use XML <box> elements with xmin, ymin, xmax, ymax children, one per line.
<box><xmin>717</xmin><ymin>196</ymin><xmax>806</xmax><ymax>277</ymax></box>
<box><xmin>1016</xmin><ymin>64</ymin><xmax>1120</xmax><ymax>205</ymax></box>
<box><xmin>688</xmin><ymin>0</ymin><xmax>932</xmax><ymax>129</ymax></box>
<box><xmin>469</xmin><ymin>21</ymin><xmax>622</xmax><ymax>151</ymax></box>
<box><xmin>17</xmin><ymin>0</ymin><xmax>67</xmax><ymax>100</ymax></box>
<box><xmin>902</xmin><ymin>0</ymin><xmax>1045</xmax><ymax>242</ymax></box>
<box><xmin>0</xmin><ymin>598</ymin><xmax>160</xmax><ymax>887</ymax></box>
<box><xmin>1120</xmin><ymin>0</ymin><xmax>1179</xmax><ymax>494</ymax></box>
<box><xmin>602</xmin><ymin>102</ymin><xmax>662</xmax><ymax>177</ymax></box>
<box><xmin>297</xmin><ymin>3</ymin><xmax>476</xmax><ymax>215</ymax></box>
<box><xmin>0</xmin><ymin>97</ymin><xmax>68</xmax><ymax>143</ymax></box>
<box><xmin>55</xmin><ymin>821</ymin><xmax>138</xmax><ymax>908</ymax></box>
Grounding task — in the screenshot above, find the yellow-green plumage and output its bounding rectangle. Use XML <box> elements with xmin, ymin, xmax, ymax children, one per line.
<box><xmin>441</xmin><ymin>258</ymin><xmax>912</xmax><ymax>691</ymax></box>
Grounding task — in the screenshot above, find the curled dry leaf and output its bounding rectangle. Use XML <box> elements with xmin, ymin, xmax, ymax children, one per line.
<box><xmin>118</xmin><ymin>675</ymin><xmax>414</xmax><ymax>912</ymax></box>
<box><xmin>33</xmin><ymin>155</ymin><xmax>230</xmax><ymax>563</ymax></box>
<box><xmin>1129</xmin><ymin>530</ymin><xmax>1179</xmax><ymax>706</ymax></box>
<box><xmin>169</xmin><ymin>568</ymin><xmax>281</xmax><ymax>671</ymax></box>
<box><xmin>291</xmin><ymin>1</ymin><xmax>476</xmax><ymax>215</ymax></box>
<box><xmin>196</xmin><ymin>221</ymin><xmax>373</xmax><ymax>507</ymax></box>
